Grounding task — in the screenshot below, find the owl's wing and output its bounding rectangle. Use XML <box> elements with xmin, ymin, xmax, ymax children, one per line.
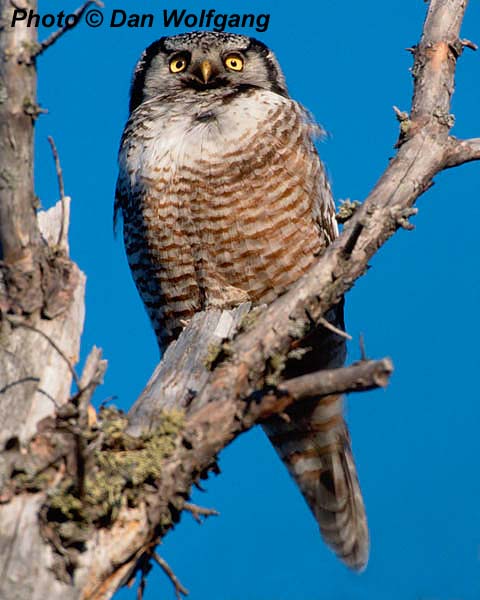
<box><xmin>114</xmin><ymin>168</ymin><xmax>170</xmax><ymax>350</ymax></box>
<box><xmin>113</xmin><ymin>180</ymin><xmax>124</xmax><ymax>236</ymax></box>
<box><xmin>262</xmin><ymin>116</ymin><xmax>369</xmax><ymax>570</ymax></box>
<box><xmin>304</xmin><ymin>117</ymin><xmax>338</xmax><ymax>246</ymax></box>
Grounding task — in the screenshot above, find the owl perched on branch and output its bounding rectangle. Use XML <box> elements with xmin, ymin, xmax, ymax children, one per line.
<box><xmin>115</xmin><ymin>31</ymin><xmax>369</xmax><ymax>570</ymax></box>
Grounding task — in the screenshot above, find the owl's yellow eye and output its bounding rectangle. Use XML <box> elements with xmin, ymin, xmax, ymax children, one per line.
<box><xmin>169</xmin><ymin>56</ymin><xmax>188</xmax><ymax>73</ymax></box>
<box><xmin>224</xmin><ymin>54</ymin><xmax>244</xmax><ymax>72</ymax></box>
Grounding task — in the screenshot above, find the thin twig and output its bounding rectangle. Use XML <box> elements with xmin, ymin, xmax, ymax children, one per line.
<box><xmin>153</xmin><ymin>553</ymin><xmax>189</xmax><ymax>600</ymax></box>
<box><xmin>47</xmin><ymin>136</ymin><xmax>67</xmax><ymax>249</ymax></box>
<box><xmin>318</xmin><ymin>316</ymin><xmax>352</xmax><ymax>340</ymax></box>
<box><xmin>393</xmin><ymin>105</ymin><xmax>409</xmax><ymax>122</ymax></box>
<box><xmin>136</xmin><ymin>553</ymin><xmax>152</xmax><ymax>600</ymax></box>
<box><xmin>461</xmin><ymin>38</ymin><xmax>478</xmax><ymax>51</ymax></box>
<box><xmin>71</xmin><ymin>347</ymin><xmax>106</xmax><ymax>497</ymax></box>
<box><xmin>0</xmin><ymin>376</ymin><xmax>40</xmax><ymax>395</ymax></box>
<box><xmin>31</xmin><ymin>1</ymin><xmax>104</xmax><ymax>59</ymax></box>
<box><xmin>47</xmin><ymin>136</ymin><xmax>65</xmax><ymax>200</ymax></box>
<box><xmin>183</xmin><ymin>502</ymin><xmax>219</xmax><ymax>523</ymax></box>
<box><xmin>48</xmin><ymin>135</ymin><xmax>65</xmax><ymax>199</ymax></box>
<box><xmin>7</xmin><ymin>317</ymin><xmax>81</xmax><ymax>389</ymax></box>
<box><xmin>137</xmin><ymin>575</ymin><xmax>146</xmax><ymax>600</ymax></box>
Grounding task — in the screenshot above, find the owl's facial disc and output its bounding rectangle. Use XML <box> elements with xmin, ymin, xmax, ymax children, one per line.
<box><xmin>129</xmin><ymin>32</ymin><xmax>289</xmax><ymax>113</ymax></box>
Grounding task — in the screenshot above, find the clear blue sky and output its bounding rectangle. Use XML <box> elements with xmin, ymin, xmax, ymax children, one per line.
<box><xmin>35</xmin><ymin>1</ymin><xmax>480</xmax><ymax>598</ymax></box>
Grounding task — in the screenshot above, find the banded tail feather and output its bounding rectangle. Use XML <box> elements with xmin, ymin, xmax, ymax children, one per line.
<box><xmin>262</xmin><ymin>304</ymin><xmax>369</xmax><ymax>570</ymax></box>
<box><xmin>262</xmin><ymin>394</ymin><xmax>369</xmax><ymax>570</ymax></box>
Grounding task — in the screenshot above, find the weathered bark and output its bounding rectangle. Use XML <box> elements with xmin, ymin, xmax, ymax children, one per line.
<box><xmin>0</xmin><ymin>1</ymin><xmax>478</xmax><ymax>599</ymax></box>
<box><xmin>0</xmin><ymin>199</ymin><xmax>85</xmax><ymax>599</ymax></box>
<box><xmin>0</xmin><ymin>199</ymin><xmax>85</xmax><ymax>447</ymax></box>
<box><xmin>0</xmin><ymin>0</ymin><xmax>39</xmax><ymax>265</ymax></box>
<box><xmin>0</xmin><ymin>0</ymin><xmax>76</xmax><ymax>317</ymax></box>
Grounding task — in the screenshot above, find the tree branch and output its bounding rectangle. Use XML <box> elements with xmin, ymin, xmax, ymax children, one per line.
<box><xmin>279</xmin><ymin>358</ymin><xmax>393</xmax><ymax>401</ymax></box>
<box><xmin>47</xmin><ymin>136</ymin><xmax>70</xmax><ymax>252</ymax></box>
<box><xmin>153</xmin><ymin>553</ymin><xmax>189</xmax><ymax>600</ymax></box>
<box><xmin>31</xmin><ymin>0</ymin><xmax>104</xmax><ymax>60</ymax></box>
<box><xmin>183</xmin><ymin>503</ymin><xmax>219</xmax><ymax>523</ymax></box>
<box><xmin>445</xmin><ymin>136</ymin><xmax>480</xmax><ymax>167</ymax></box>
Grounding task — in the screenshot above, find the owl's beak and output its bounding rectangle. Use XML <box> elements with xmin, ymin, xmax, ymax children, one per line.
<box><xmin>200</xmin><ymin>60</ymin><xmax>213</xmax><ymax>84</ymax></box>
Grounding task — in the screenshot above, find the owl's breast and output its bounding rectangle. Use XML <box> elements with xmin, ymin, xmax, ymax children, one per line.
<box><xmin>121</xmin><ymin>89</ymin><xmax>330</xmax><ymax>321</ymax></box>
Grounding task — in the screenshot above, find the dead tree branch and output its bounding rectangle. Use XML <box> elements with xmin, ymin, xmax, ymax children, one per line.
<box><xmin>183</xmin><ymin>503</ymin><xmax>219</xmax><ymax>523</ymax></box>
<box><xmin>47</xmin><ymin>136</ymin><xmax>70</xmax><ymax>251</ymax></box>
<box><xmin>278</xmin><ymin>358</ymin><xmax>393</xmax><ymax>400</ymax></box>
<box><xmin>31</xmin><ymin>0</ymin><xmax>104</xmax><ymax>60</ymax></box>
<box><xmin>445</xmin><ymin>136</ymin><xmax>480</xmax><ymax>167</ymax></box>
<box><xmin>153</xmin><ymin>553</ymin><xmax>189</xmax><ymax>600</ymax></box>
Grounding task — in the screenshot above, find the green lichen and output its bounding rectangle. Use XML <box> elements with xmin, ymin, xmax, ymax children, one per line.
<box><xmin>238</xmin><ymin>305</ymin><xmax>266</xmax><ymax>333</ymax></box>
<box><xmin>49</xmin><ymin>488</ymin><xmax>83</xmax><ymax>520</ymax></box>
<box><xmin>287</xmin><ymin>347</ymin><xmax>309</xmax><ymax>361</ymax></box>
<box><xmin>21</xmin><ymin>40</ymin><xmax>41</xmax><ymax>57</ymax></box>
<box><xmin>22</xmin><ymin>97</ymin><xmax>47</xmax><ymax>120</ymax></box>
<box><xmin>265</xmin><ymin>352</ymin><xmax>287</xmax><ymax>386</ymax></box>
<box><xmin>336</xmin><ymin>199</ymin><xmax>362</xmax><ymax>224</ymax></box>
<box><xmin>400</xmin><ymin>120</ymin><xmax>412</xmax><ymax>136</ymax></box>
<box><xmin>203</xmin><ymin>341</ymin><xmax>233</xmax><ymax>370</ymax></box>
<box><xmin>7</xmin><ymin>405</ymin><xmax>185</xmax><ymax>582</ymax></box>
<box><xmin>45</xmin><ymin>407</ymin><xmax>184</xmax><ymax>528</ymax></box>
<box><xmin>287</xmin><ymin>317</ymin><xmax>310</xmax><ymax>340</ymax></box>
<box><xmin>203</xmin><ymin>342</ymin><xmax>222</xmax><ymax>370</ymax></box>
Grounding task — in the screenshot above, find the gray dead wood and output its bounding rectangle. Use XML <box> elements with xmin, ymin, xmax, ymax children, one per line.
<box><xmin>0</xmin><ymin>200</ymin><xmax>86</xmax><ymax>600</ymax></box>
<box><xmin>0</xmin><ymin>199</ymin><xmax>85</xmax><ymax>451</ymax></box>
<box><xmin>127</xmin><ymin>302</ymin><xmax>252</xmax><ymax>435</ymax></box>
<box><xmin>0</xmin><ymin>2</ymin><xmax>86</xmax><ymax>595</ymax></box>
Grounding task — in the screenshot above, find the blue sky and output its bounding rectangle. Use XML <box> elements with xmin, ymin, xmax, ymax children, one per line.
<box><xmin>34</xmin><ymin>1</ymin><xmax>480</xmax><ymax>598</ymax></box>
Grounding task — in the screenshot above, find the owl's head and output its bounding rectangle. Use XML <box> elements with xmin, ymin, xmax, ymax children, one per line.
<box><xmin>129</xmin><ymin>31</ymin><xmax>288</xmax><ymax>113</ymax></box>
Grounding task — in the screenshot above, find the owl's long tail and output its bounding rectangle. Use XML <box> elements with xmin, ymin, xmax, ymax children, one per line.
<box><xmin>262</xmin><ymin>304</ymin><xmax>369</xmax><ymax>571</ymax></box>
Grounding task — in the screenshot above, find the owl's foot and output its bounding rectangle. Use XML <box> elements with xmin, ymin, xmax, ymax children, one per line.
<box><xmin>204</xmin><ymin>283</ymin><xmax>250</xmax><ymax>309</ymax></box>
